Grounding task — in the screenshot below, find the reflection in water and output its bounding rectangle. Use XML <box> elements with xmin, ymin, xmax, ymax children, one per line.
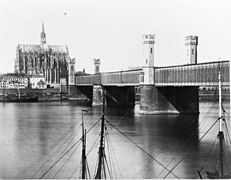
<box><xmin>0</xmin><ymin>101</ymin><xmax>229</xmax><ymax>179</ymax></box>
<box><xmin>121</xmin><ymin>114</ymin><xmax>200</xmax><ymax>178</ymax></box>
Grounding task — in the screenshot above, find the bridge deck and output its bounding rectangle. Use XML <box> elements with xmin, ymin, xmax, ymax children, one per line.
<box><xmin>155</xmin><ymin>61</ymin><xmax>229</xmax><ymax>86</ymax></box>
<box><xmin>75</xmin><ymin>61</ymin><xmax>229</xmax><ymax>86</ymax></box>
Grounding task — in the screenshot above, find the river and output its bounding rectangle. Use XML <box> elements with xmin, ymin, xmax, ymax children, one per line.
<box><xmin>0</xmin><ymin>100</ymin><xmax>230</xmax><ymax>179</ymax></box>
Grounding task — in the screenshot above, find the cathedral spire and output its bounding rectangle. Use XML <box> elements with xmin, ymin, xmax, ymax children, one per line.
<box><xmin>42</xmin><ymin>21</ymin><xmax>45</xmax><ymax>33</ymax></box>
<box><xmin>41</xmin><ymin>21</ymin><xmax>46</xmax><ymax>44</ymax></box>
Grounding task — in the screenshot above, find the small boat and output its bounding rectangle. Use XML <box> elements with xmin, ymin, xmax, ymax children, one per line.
<box><xmin>68</xmin><ymin>97</ymin><xmax>92</xmax><ymax>106</ymax></box>
<box><xmin>0</xmin><ymin>88</ymin><xmax>38</xmax><ymax>103</ymax></box>
<box><xmin>0</xmin><ymin>94</ymin><xmax>38</xmax><ymax>102</ymax></box>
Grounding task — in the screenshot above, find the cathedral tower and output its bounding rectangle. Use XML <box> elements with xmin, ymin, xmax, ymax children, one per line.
<box><xmin>40</xmin><ymin>22</ymin><xmax>46</xmax><ymax>44</ymax></box>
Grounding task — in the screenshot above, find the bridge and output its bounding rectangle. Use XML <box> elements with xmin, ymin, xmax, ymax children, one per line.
<box><xmin>68</xmin><ymin>35</ymin><xmax>230</xmax><ymax>114</ymax></box>
<box><xmin>75</xmin><ymin>61</ymin><xmax>229</xmax><ymax>87</ymax></box>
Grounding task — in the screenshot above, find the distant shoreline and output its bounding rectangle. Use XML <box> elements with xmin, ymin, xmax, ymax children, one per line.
<box><xmin>0</xmin><ymin>88</ymin><xmax>229</xmax><ymax>103</ymax></box>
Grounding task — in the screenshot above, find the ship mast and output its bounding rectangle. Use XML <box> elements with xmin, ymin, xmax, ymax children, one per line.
<box><xmin>218</xmin><ymin>68</ymin><xmax>224</xmax><ymax>178</ymax></box>
<box><xmin>3</xmin><ymin>81</ymin><xmax>5</xmax><ymax>102</ymax></box>
<box><xmin>95</xmin><ymin>89</ymin><xmax>106</xmax><ymax>179</ymax></box>
<box><xmin>17</xmin><ymin>87</ymin><xmax>20</xmax><ymax>100</ymax></box>
<box><xmin>81</xmin><ymin>109</ymin><xmax>88</xmax><ymax>179</ymax></box>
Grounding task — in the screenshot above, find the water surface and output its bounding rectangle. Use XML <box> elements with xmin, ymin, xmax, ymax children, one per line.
<box><xmin>0</xmin><ymin>101</ymin><xmax>230</xmax><ymax>179</ymax></box>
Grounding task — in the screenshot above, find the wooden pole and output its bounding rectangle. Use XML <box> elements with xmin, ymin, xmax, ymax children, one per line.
<box><xmin>95</xmin><ymin>89</ymin><xmax>106</xmax><ymax>179</ymax></box>
<box><xmin>81</xmin><ymin>110</ymin><xmax>87</xmax><ymax>179</ymax></box>
<box><xmin>218</xmin><ymin>68</ymin><xmax>224</xmax><ymax>178</ymax></box>
<box><xmin>230</xmin><ymin>60</ymin><xmax>231</xmax><ymax>142</ymax></box>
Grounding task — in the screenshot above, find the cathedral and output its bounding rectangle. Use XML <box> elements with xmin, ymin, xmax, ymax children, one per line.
<box><xmin>15</xmin><ymin>22</ymin><xmax>75</xmax><ymax>85</ymax></box>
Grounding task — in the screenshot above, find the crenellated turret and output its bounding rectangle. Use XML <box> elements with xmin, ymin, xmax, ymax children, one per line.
<box><xmin>185</xmin><ymin>35</ymin><xmax>198</xmax><ymax>64</ymax></box>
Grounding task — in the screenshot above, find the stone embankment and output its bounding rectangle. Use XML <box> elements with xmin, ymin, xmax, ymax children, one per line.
<box><xmin>0</xmin><ymin>88</ymin><xmax>62</xmax><ymax>101</ymax></box>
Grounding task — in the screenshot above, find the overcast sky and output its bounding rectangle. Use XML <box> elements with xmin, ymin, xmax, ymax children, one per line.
<box><xmin>0</xmin><ymin>0</ymin><xmax>230</xmax><ymax>74</ymax></box>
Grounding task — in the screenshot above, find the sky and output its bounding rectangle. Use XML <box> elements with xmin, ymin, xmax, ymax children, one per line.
<box><xmin>0</xmin><ymin>0</ymin><xmax>231</xmax><ymax>74</ymax></box>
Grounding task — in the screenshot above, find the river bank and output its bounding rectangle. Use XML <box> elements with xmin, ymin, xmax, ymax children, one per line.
<box><xmin>199</xmin><ymin>88</ymin><xmax>229</xmax><ymax>101</ymax></box>
<box><xmin>0</xmin><ymin>88</ymin><xmax>229</xmax><ymax>103</ymax></box>
<box><xmin>0</xmin><ymin>88</ymin><xmax>62</xmax><ymax>102</ymax></box>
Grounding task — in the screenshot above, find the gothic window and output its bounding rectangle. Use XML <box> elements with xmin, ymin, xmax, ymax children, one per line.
<box><xmin>150</xmin><ymin>48</ymin><xmax>153</xmax><ymax>54</ymax></box>
<box><xmin>192</xmin><ymin>49</ymin><xmax>194</xmax><ymax>55</ymax></box>
<box><xmin>71</xmin><ymin>65</ymin><xmax>74</xmax><ymax>72</ymax></box>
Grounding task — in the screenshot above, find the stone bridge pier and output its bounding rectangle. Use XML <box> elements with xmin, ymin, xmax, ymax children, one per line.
<box><xmin>92</xmin><ymin>85</ymin><xmax>103</xmax><ymax>105</ymax></box>
<box><xmin>140</xmin><ymin>86</ymin><xmax>199</xmax><ymax>114</ymax></box>
<box><xmin>69</xmin><ymin>85</ymin><xmax>93</xmax><ymax>104</ymax></box>
<box><xmin>139</xmin><ymin>34</ymin><xmax>199</xmax><ymax>114</ymax></box>
<box><xmin>104</xmin><ymin>86</ymin><xmax>135</xmax><ymax>108</ymax></box>
<box><xmin>69</xmin><ymin>85</ymin><xmax>78</xmax><ymax>97</ymax></box>
<box><xmin>69</xmin><ymin>85</ymin><xmax>136</xmax><ymax>107</ymax></box>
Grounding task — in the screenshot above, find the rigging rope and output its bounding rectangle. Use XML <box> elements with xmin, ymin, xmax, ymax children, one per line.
<box><xmin>86</xmin><ymin>117</ymin><xmax>102</xmax><ymax>134</ymax></box>
<box><xmin>105</xmin><ymin>128</ymin><xmax>123</xmax><ymax>178</ymax></box>
<box><xmin>158</xmin><ymin>104</ymin><xmax>215</xmax><ymax>178</ymax></box>
<box><xmin>106</xmin><ymin>119</ymin><xmax>180</xmax><ymax>179</ymax></box>
<box><xmin>224</xmin><ymin>120</ymin><xmax>231</xmax><ymax>144</ymax></box>
<box><xmin>133</xmin><ymin>158</ymin><xmax>154</xmax><ymax>178</ymax></box>
<box><xmin>199</xmin><ymin>102</ymin><xmax>215</xmax><ymax>129</ymax></box>
<box><xmin>103</xmin><ymin>157</ymin><xmax>107</xmax><ymax>178</ymax></box>
<box><xmin>69</xmin><ymin>161</ymin><xmax>81</xmax><ymax>179</ymax></box>
<box><xmin>86</xmin><ymin>134</ymin><xmax>100</xmax><ymax>156</ymax></box>
<box><xmin>38</xmin><ymin>117</ymin><xmax>102</xmax><ymax>179</ymax></box>
<box><xmin>224</xmin><ymin>140</ymin><xmax>231</xmax><ymax>170</ymax></box>
<box><xmin>159</xmin><ymin>119</ymin><xmax>201</xmax><ymax>177</ymax></box>
<box><xmin>212</xmin><ymin>138</ymin><xmax>219</xmax><ymax>172</ymax></box>
<box><xmin>105</xmin><ymin>130</ymin><xmax>113</xmax><ymax>178</ymax></box>
<box><xmin>52</xmin><ymin>144</ymin><xmax>79</xmax><ymax>178</ymax></box>
<box><xmin>104</xmin><ymin>154</ymin><xmax>113</xmax><ymax>178</ymax></box>
<box><xmin>39</xmin><ymin>140</ymin><xmax>82</xmax><ymax>179</ymax></box>
<box><xmin>157</xmin><ymin>102</ymin><xmax>216</xmax><ymax>178</ymax></box>
<box><xmin>163</xmin><ymin>117</ymin><xmax>220</xmax><ymax>179</ymax></box>
<box><xmin>49</xmin><ymin>123</ymin><xmax>81</xmax><ymax>150</ymax></box>
<box><xmin>224</xmin><ymin>134</ymin><xmax>231</xmax><ymax>171</ymax></box>
<box><xmin>93</xmin><ymin>155</ymin><xmax>99</xmax><ymax>178</ymax></box>
<box><xmin>199</xmin><ymin>117</ymin><xmax>221</xmax><ymax>142</ymax></box>
<box><xmin>197</xmin><ymin>136</ymin><xmax>217</xmax><ymax>178</ymax></box>
<box><xmin>32</xmin><ymin>125</ymin><xmax>82</xmax><ymax>178</ymax></box>
<box><xmin>86</xmin><ymin>159</ymin><xmax>92</xmax><ymax>179</ymax></box>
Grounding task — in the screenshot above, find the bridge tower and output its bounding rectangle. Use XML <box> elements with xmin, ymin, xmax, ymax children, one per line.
<box><xmin>143</xmin><ymin>34</ymin><xmax>155</xmax><ymax>67</ymax></box>
<box><xmin>68</xmin><ymin>58</ymin><xmax>75</xmax><ymax>85</ymax></box>
<box><xmin>140</xmin><ymin>34</ymin><xmax>199</xmax><ymax>114</ymax></box>
<box><xmin>141</xmin><ymin>34</ymin><xmax>155</xmax><ymax>84</ymax></box>
<box><xmin>94</xmin><ymin>58</ymin><xmax>101</xmax><ymax>74</ymax></box>
<box><xmin>68</xmin><ymin>58</ymin><xmax>76</xmax><ymax>95</ymax></box>
<box><xmin>93</xmin><ymin>58</ymin><xmax>103</xmax><ymax>105</ymax></box>
<box><xmin>185</xmin><ymin>35</ymin><xmax>198</xmax><ymax>64</ymax></box>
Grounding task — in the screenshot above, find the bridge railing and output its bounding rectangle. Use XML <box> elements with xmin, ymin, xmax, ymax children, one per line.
<box><xmin>154</xmin><ymin>61</ymin><xmax>229</xmax><ymax>86</ymax></box>
<box><xmin>75</xmin><ymin>69</ymin><xmax>142</xmax><ymax>86</ymax></box>
<box><xmin>75</xmin><ymin>74</ymin><xmax>101</xmax><ymax>85</ymax></box>
<box><xmin>75</xmin><ymin>61</ymin><xmax>229</xmax><ymax>86</ymax></box>
<box><xmin>101</xmin><ymin>69</ymin><xmax>142</xmax><ymax>85</ymax></box>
